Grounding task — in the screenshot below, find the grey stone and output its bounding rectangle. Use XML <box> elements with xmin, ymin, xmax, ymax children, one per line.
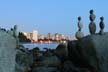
<box><xmin>42</xmin><ymin>55</ymin><xmax>61</xmax><ymax>67</ymax></box>
<box><xmin>32</xmin><ymin>55</ymin><xmax>61</xmax><ymax>72</ymax></box>
<box><xmin>56</xmin><ymin>43</ymin><xmax>68</xmax><ymax>61</ymax></box>
<box><xmin>89</xmin><ymin>9</ymin><xmax>96</xmax><ymax>21</ymax></box>
<box><xmin>0</xmin><ymin>30</ymin><xmax>16</xmax><ymax>72</ymax></box>
<box><xmin>32</xmin><ymin>67</ymin><xmax>58</xmax><ymax>72</ymax></box>
<box><xmin>13</xmin><ymin>25</ymin><xmax>18</xmax><ymax>38</ymax></box>
<box><xmin>99</xmin><ymin>17</ymin><xmax>105</xmax><ymax>35</ymax></box>
<box><xmin>79</xmin><ymin>33</ymin><xmax>108</xmax><ymax>72</ymax></box>
<box><xmin>67</xmin><ymin>40</ymin><xmax>84</xmax><ymax>67</ymax></box>
<box><xmin>76</xmin><ymin>16</ymin><xmax>84</xmax><ymax>40</ymax></box>
<box><xmin>15</xmin><ymin>45</ymin><xmax>33</xmax><ymax>72</ymax></box>
<box><xmin>78</xmin><ymin>16</ymin><xmax>83</xmax><ymax>31</ymax></box>
<box><xmin>89</xmin><ymin>22</ymin><xmax>96</xmax><ymax>35</ymax></box>
<box><xmin>75</xmin><ymin>31</ymin><xmax>84</xmax><ymax>40</ymax></box>
<box><xmin>89</xmin><ymin>10</ymin><xmax>96</xmax><ymax>35</ymax></box>
<box><xmin>61</xmin><ymin>60</ymin><xmax>80</xmax><ymax>72</ymax></box>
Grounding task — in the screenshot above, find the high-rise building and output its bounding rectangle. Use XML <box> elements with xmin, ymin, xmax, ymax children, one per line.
<box><xmin>32</xmin><ymin>30</ymin><xmax>38</xmax><ymax>42</ymax></box>
<box><xmin>47</xmin><ymin>33</ymin><xmax>52</xmax><ymax>39</ymax></box>
<box><xmin>55</xmin><ymin>33</ymin><xmax>59</xmax><ymax>40</ymax></box>
<box><xmin>39</xmin><ymin>35</ymin><xmax>44</xmax><ymax>40</ymax></box>
<box><xmin>22</xmin><ymin>32</ymin><xmax>32</xmax><ymax>40</ymax></box>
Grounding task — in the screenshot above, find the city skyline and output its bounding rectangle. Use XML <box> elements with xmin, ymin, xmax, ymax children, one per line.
<box><xmin>21</xmin><ymin>30</ymin><xmax>71</xmax><ymax>43</ymax></box>
<box><xmin>0</xmin><ymin>0</ymin><xmax>108</xmax><ymax>37</ymax></box>
<box><xmin>21</xmin><ymin>30</ymin><xmax>71</xmax><ymax>40</ymax></box>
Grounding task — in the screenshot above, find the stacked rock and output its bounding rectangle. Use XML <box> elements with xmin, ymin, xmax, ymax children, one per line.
<box><xmin>89</xmin><ymin>10</ymin><xmax>96</xmax><ymax>35</ymax></box>
<box><xmin>99</xmin><ymin>16</ymin><xmax>105</xmax><ymax>35</ymax></box>
<box><xmin>75</xmin><ymin>16</ymin><xmax>84</xmax><ymax>40</ymax></box>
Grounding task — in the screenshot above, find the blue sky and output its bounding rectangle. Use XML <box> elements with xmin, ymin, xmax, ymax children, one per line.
<box><xmin>0</xmin><ymin>0</ymin><xmax>108</xmax><ymax>37</ymax></box>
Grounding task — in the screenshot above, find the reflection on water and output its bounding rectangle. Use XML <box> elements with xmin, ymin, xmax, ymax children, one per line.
<box><xmin>22</xmin><ymin>43</ymin><xmax>59</xmax><ymax>50</ymax></box>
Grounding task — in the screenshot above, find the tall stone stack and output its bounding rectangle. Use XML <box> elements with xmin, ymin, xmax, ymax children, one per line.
<box><xmin>0</xmin><ymin>30</ymin><xmax>17</xmax><ymax>72</ymax></box>
<box><xmin>99</xmin><ymin>17</ymin><xmax>105</xmax><ymax>35</ymax></box>
<box><xmin>75</xmin><ymin>16</ymin><xmax>84</xmax><ymax>40</ymax></box>
<box><xmin>89</xmin><ymin>10</ymin><xmax>96</xmax><ymax>35</ymax></box>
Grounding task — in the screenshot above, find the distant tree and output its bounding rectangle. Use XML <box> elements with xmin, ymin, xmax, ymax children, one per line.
<box><xmin>18</xmin><ymin>32</ymin><xmax>31</xmax><ymax>43</ymax></box>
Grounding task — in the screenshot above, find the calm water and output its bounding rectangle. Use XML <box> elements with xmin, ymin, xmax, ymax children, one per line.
<box><xmin>23</xmin><ymin>43</ymin><xmax>59</xmax><ymax>50</ymax></box>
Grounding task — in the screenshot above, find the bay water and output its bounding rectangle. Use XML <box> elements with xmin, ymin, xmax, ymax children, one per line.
<box><xmin>23</xmin><ymin>43</ymin><xmax>59</xmax><ymax>51</ymax></box>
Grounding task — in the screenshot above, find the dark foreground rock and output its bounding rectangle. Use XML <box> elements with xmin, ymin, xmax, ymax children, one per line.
<box><xmin>15</xmin><ymin>45</ymin><xmax>33</xmax><ymax>72</ymax></box>
<box><xmin>68</xmin><ymin>32</ymin><xmax>108</xmax><ymax>72</ymax></box>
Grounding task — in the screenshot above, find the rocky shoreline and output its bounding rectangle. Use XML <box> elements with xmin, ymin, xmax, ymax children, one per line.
<box><xmin>16</xmin><ymin>43</ymin><xmax>94</xmax><ymax>72</ymax></box>
<box><xmin>1</xmin><ymin>10</ymin><xmax>108</xmax><ymax>72</ymax></box>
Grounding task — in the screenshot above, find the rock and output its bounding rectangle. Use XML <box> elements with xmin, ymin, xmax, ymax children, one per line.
<box><xmin>43</xmin><ymin>49</ymin><xmax>53</xmax><ymax>57</ymax></box>
<box><xmin>75</xmin><ymin>16</ymin><xmax>84</xmax><ymax>40</ymax></box>
<box><xmin>89</xmin><ymin>22</ymin><xmax>96</xmax><ymax>35</ymax></box>
<box><xmin>75</xmin><ymin>31</ymin><xmax>84</xmax><ymax>40</ymax></box>
<box><xmin>68</xmin><ymin>36</ymin><xmax>98</xmax><ymax>71</ymax></box>
<box><xmin>89</xmin><ymin>9</ymin><xmax>96</xmax><ymax>22</ymax></box>
<box><xmin>32</xmin><ymin>67</ymin><xmax>58</xmax><ymax>72</ymax></box>
<box><xmin>61</xmin><ymin>60</ymin><xmax>80</xmax><ymax>72</ymax></box>
<box><xmin>43</xmin><ymin>55</ymin><xmax>61</xmax><ymax>67</ymax></box>
<box><xmin>0</xmin><ymin>30</ymin><xmax>16</xmax><ymax>72</ymax></box>
<box><xmin>99</xmin><ymin>17</ymin><xmax>105</xmax><ymax>35</ymax></box>
<box><xmin>32</xmin><ymin>55</ymin><xmax>61</xmax><ymax>72</ymax></box>
<box><xmin>31</xmin><ymin>47</ymin><xmax>43</xmax><ymax>62</ymax></box>
<box><xmin>56</xmin><ymin>44</ymin><xmax>68</xmax><ymax>62</ymax></box>
<box><xmin>15</xmin><ymin>45</ymin><xmax>33</xmax><ymax>72</ymax></box>
<box><xmin>79</xmin><ymin>32</ymin><xmax>108</xmax><ymax>72</ymax></box>
<box><xmin>78</xmin><ymin>16</ymin><xmax>83</xmax><ymax>31</ymax></box>
<box><xmin>89</xmin><ymin>9</ymin><xmax>96</xmax><ymax>35</ymax></box>
<box><xmin>12</xmin><ymin>25</ymin><xmax>18</xmax><ymax>38</ymax></box>
<box><xmin>67</xmin><ymin>40</ymin><xmax>84</xmax><ymax>67</ymax></box>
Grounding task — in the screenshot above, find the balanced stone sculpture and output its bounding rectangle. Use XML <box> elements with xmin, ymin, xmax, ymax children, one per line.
<box><xmin>13</xmin><ymin>25</ymin><xmax>18</xmax><ymax>38</ymax></box>
<box><xmin>89</xmin><ymin>10</ymin><xmax>96</xmax><ymax>35</ymax></box>
<box><xmin>99</xmin><ymin>17</ymin><xmax>105</xmax><ymax>35</ymax></box>
<box><xmin>75</xmin><ymin>16</ymin><xmax>84</xmax><ymax>40</ymax></box>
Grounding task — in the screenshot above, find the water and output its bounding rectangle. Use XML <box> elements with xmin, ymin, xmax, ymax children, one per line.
<box><xmin>22</xmin><ymin>43</ymin><xmax>59</xmax><ymax>50</ymax></box>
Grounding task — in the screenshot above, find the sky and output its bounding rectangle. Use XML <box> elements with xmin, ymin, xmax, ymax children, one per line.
<box><xmin>0</xmin><ymin>0</ymin><xmax>108</xmax><ymax>37</ymax></box>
